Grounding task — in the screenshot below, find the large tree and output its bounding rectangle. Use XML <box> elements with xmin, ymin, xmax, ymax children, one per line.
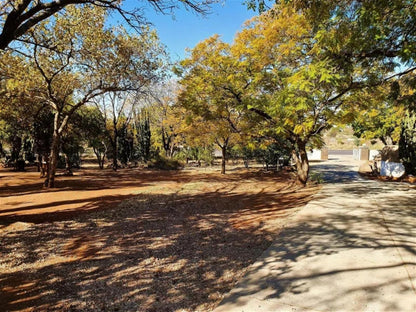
<box><xmin>232</xmin><ymin>6</ymin><xmax>358</xmax><ymax>184</ymax></box>
<box><xmin>0</xmin><ymin>0</ymin><xmax>216</xmax><ymax>50</ymax></box>
<box><xmin>232</xmin><ymin>1</ymin><xmax>416</xmax><ymax>184</ymax></box>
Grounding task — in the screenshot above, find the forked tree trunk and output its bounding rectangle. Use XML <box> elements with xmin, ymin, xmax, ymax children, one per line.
<box><xmin>217</xmin><ymin>137</ymin><xmax>229</xmax><ymax>175</ymax></box>
<box><xmin>94</xmin><ymin>149</ymin><xmax>105</xmax><ymax>169</ymax></box>
<box><xmin>292</xmin><ymin>141</ymin><xmax>309</xmax><ymax>186</ymax></box>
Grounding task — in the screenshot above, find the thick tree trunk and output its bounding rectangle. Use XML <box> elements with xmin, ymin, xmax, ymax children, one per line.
<box><xmin>292</xmin><ymin>141</ymin><xmax>309</xmax><ymax>186</ymax></box>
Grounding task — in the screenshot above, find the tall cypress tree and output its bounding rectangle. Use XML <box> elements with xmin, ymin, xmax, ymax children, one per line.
<box><xmin>136</xmin><ymin>111</ymin><xmax>151</xmax><ymax>162</ymax></box>
<box><xmin>399</xmin><ymin>111</ymin><xmax>416</xmax><ymax>175</ymax></box>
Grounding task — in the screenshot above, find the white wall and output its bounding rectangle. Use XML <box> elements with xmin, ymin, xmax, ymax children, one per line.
<box><xmin>307</xmin><ymin>149</ymin><xmax>322</xmax><ymax>161</ymax></box>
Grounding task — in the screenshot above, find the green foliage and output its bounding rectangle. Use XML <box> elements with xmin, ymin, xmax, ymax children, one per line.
<box><xmin>22</xmin><ymin>137</ymin><xmax>36</xmax><ymax>163</ymax></box>
<box><xmin>177</xmin><ymin>35</ymin><xmax>260</xmax><ymax>173</ymax></box>
<box><xmin>309</xmin><ymin>172</ymin><xmax>324</xmax><ymax>184</ymax></box>
<box><xmin>32</xmin><ymin>109</ymin><xmax>54</xmax><ymax>157</ymax></box>
<box><xmin>115</xmin><ymin>125</ymin><xmax>132</xmax><ymax>166</ymax></box>
<box><xmin>351</xmin><ymin>87</ymin><xmax>404</xmax><ymax>145</ymax></box>
<box><xmin>148</xmin><ymin>155</ymin><xmax>183</xmax><ymax>170</ymax></box>
<box><xmin>61</xmin><ymin>133</ymin><xmax>84</xmax><ymax>169</ymax></box>
<box><xmin>76</xmin><ymin>106</ymin><xmax>108</xmax><ymax>168</ymax></box>
<box><xmin>175</xmin><ymin>146</ymin><xmax>215</xmax><ymax>166</ymax></box>
<box><xmin>399</xmin><ymin>111</ymin><xmax>416</xmax><ymax>175</ymax></box>
<box><xmin>255</xmin><ymin>143</ymin><xmax>291</xmax><ymax>169</ymax></box>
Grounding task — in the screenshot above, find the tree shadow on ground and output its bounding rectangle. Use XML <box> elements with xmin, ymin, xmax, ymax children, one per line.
<box><xmin>0</xmin><ymin>194</ymin><xmax>138</xmax><ymax>225</ymax></box>
<box><xmin>0</xmin><ymin>180</ymin><xmax>315</xmax><ymax>312</ymax></box>
<box><xmin>0</xmin><ymin>167</ymin><xmax>292</xmax><ymax>197</ymax></box>
<box><xmin>218</xmin><ymin>177</ymin><xmax>416</xmax><ymax>311</ymax></box>
<box><xmin>311</xmin><ymin>163</ymin><xmax>361</xmax><ymax>184</ymax></box>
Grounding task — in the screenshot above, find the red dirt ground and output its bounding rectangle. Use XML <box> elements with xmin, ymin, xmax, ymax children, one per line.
<box><xmin>0</xmin><ymin>165</ymin><xmax>319</xmax><ymax>312</ymax></box>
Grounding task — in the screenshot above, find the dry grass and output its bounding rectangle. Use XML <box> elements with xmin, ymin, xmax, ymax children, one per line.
<box><xmin>0</xmin><ymin>166</ymin><xmax>319</xmax><ymax>311</ymax></box>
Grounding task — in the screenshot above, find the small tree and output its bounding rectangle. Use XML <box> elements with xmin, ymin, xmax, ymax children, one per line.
<box><xmin>61</xmin><ymin>132</ymin><xmax>84</xmax><ymax>175</ymax></box>
<box><xmin>77</xmin><ymin>106</ymin><xmax>108</xmax><ymax>169</ymax></box>
<box><xmin>177</xmin><ymin>36</ymin><xmax>250</xmax><ymax>174</ymax></box>
<box><xmin>399</xmin><ymin>111</ymin><xmax>416</xmax><ymax>175</ymax></box>
<box><xmin>32</xmin><ymin>108</ymin><xmax>54</xmax><ymax>175</ymax></box>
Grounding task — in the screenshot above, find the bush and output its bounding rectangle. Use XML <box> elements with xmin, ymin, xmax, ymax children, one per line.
<box><xmin>147</xmin><ymin>156</ymin><xmax>183</xmax><ymax>170</ymax></box>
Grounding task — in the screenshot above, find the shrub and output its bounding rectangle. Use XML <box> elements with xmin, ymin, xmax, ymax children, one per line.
<box><xmin>399</xmin><ymin>111</ymin><xmax>416</xmax><ymax>175</ymax></box>
<box><xmin>148</xmin><ymin>156</ymin><xmax>183</xmax><ymax>170</ymax></box>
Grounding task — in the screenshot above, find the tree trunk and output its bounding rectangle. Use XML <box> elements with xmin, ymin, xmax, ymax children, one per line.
<box><xmin>292</xmin><ymin>141</ymin><xmax>309</xmax><ymax>186</ymax></box>
<box><xmin>221</xmin><ymin>145</ymin><xmax>227</xmax><ymax>174</ymax></box>
<box><xmin>93</xmin><ymin>148</ymin><xmax>104</xmax><ymax>169</ymax></box>
<box><xmin>46</xmin><ymin>130</ymin><xmax>60</xmax><ymax>188</ymax></box>
<box><xmin>169</xmin><ymin>142</ymin><xmax>175</xmax><ymax>158</ymax></box>
<box><xmin>40</xmin><ymin>154</ymin><xmax>49</xmax><ymax>178</ymax></box>
<box><xmin>64</xmin><ymin>153</ymin><xmax>73</xmax><ymax>176</ymax></box>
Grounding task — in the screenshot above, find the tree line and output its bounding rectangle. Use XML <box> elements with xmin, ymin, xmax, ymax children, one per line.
<box><xmin>176</xmin><ymin>0</ymin><xmax>416</xmax><ymax>184</ymax></box>
<box><xmin>0</xmin><ymin>0</ymin><xmax>415</xmax><ymax>186</ymax></box>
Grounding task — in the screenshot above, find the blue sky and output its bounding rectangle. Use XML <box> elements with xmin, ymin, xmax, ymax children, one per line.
<box><xmin>140</xmin><ymin>1</ymin><xmax>258</xmax><ymax>61</ymax></box>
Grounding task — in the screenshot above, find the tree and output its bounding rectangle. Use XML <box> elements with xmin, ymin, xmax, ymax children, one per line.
<box><xmin>177</xmin><ymin>35</ymin><xmax>252</xmax><ymax>174</ymax></box>
<box><xmin>231</xmin><ymin>1</ymin><xmax>416</xmax><ymax>184</ymax></box>
<box><xmin>117</xmin><ymin>122</ymin><xmax>135</xmax><ymax>166</ymax></box>
<box><xmin>32</xmin><ymin>107</ymin><xmax>54</xmax><ymax>175</ymax></box>
<box><xmin>95</xmin><ymin>91</ymin><xmax>137</xmax><ymax>170</ymax></box>
<box><xmin>1</xmin><ymin>6</ymin><xmax>167</xmax><ymax>186</ymax></box>
<box><xmin>288</xmin><ymin>0</ymin><xmax>415</xmax><ymax>67</ymax></box>
<box><xmin>60</xmin><ymin>127</ymin><xmax>84</xmax><ymax>175</ymax></box>
<box><xmin>399</xmin><ymin>111</ymin><xmax>416</xmax><ymax>175</ymax></box>
<box><xmin>0</xmin><ymin>54</ymin><xmax>44</xmax><ymax>169</ymax></box>
<box><xmin>232</xmin><ymin>5</ymin><xmax>358</xmax><ymax>184</ymax></box>
<box><xmin>0</xmin><ymin>0</ymin><xmax>215</xmax><ymax>50</ymax></box>
<box><xmin>77</xmin><ymin>106</ymin><xmax>108</xmax><ymax>169</ymax></box>
<box><xmin>146</xmin><ymin>81</ymin><xmax>186</xmax><ymax>158</ymax></box>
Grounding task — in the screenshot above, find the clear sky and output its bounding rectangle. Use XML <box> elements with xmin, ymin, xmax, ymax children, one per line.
<box><xmin>139</xmin><ymin>0</ymin><xmax>258</xmax><ymax>61</ymax></box>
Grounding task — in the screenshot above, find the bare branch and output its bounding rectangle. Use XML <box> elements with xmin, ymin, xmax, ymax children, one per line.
<box><xmin>0</xmin><ymin>0</ymin><xmax>217</xmax><ymax>50</ymax></box>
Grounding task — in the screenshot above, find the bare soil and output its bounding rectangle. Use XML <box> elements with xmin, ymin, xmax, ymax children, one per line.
<box><xmin>0</xmin><ymin>166</ymin><xmax>319</xmax><ymax>312</ymax></box>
